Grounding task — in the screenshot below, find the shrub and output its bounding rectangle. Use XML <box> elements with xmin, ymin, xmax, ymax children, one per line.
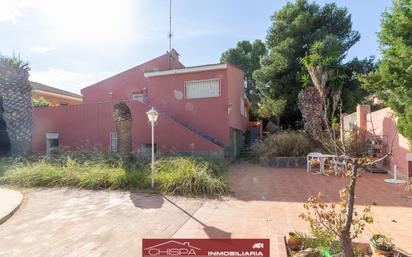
<box><xmin>155</xmin><ymin>157</ymin><xmax>229</xmax><ymax>196</ymax></box>
<box><xmin>252</xmin><ymin>131</ymin><xmax>312</xmax><ymax>159</ymax></box>
<box><xmin>32</xmin><ymin>97</ymin><xmax>51</xmax><ymax>107</ymax></box>
<box><xmin>300</xmin><ymin>229</ymin><xmax>342</xmax><ymax>256</ymax></box>
<box><xmin>299</xmin><ymin>190</ymin><xmax>374</xmax><ymax>244</ymax></box>
<box><xmin>0</xmin><ymin>153</ymin><xmax>228</xmax><ymax>196</ymax></box>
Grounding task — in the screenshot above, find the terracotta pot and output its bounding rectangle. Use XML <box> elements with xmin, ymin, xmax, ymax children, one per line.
<box><xmin>370</xmin><ymin>242</ymin><xmax>393</xmax><ymax>256</ymax></box>
<box><xmin>286</xmin><ymin>233</ymin><xmax>302</xmax><ymax>251</ymax></box>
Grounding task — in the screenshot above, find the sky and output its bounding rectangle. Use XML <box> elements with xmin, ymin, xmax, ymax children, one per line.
<box><xmin>0</xmin><ymin>0</ymin><xmax>392</xmax><ymax>94</ymax></box>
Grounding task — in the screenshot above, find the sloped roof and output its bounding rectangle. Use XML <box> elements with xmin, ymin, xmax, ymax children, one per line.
<box><xmin>144</xmin><ymin>63</ymin><xmax>227</xmax><ymax>77</ymax></box>
<box><xmin>30</xmin><ymin>81</ymin><xmax>82</xmax><ymax>99</ymax></box>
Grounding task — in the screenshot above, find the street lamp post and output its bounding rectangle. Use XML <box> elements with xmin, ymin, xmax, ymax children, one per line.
<box><xmin>146</xmin><ymin>107</ymin><xmax>159</xmax><ymax>189</ymax></box>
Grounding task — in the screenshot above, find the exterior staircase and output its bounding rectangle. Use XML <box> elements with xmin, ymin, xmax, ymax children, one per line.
<box><xmin>238</xmin><ymin>132</ymin><xmax>258</xmax><ymax>161</ymax></box>
<box><xmin>140</xmin><ymin>101</ymin><xmax>226</xmax><ymax>149</ymax></box>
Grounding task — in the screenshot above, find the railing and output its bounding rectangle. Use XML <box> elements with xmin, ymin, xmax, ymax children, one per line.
<box><xmin>139</xmin><ymin>101</ymin><xmax>226</xmax><ymax>149</ymax></box>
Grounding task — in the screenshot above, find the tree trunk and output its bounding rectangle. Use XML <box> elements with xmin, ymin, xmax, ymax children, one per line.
<box><xmin>0</xmin><ymin>57</ymin><xmax>32</xmax><ymax>156</ymax></box>
<box><xmin>340</xmin><ymin>233</ymin><xmax>354</xmax><ymax>257</ymax></box>
<box><xmin>297</xmin><ymin>87</ymin><xmax>323</xmax><ymax>141</ymax></box>
<box><xmin>340</xmin><ymin>160</ymin><xmax>358</xmax><ymax>257</ymax></box>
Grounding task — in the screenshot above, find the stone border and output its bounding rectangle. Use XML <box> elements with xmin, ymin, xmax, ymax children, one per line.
<box><xmin>0</xmin><ymin>188</ymin><xmax>23</xmax><ymax>225</ymax></box>
<box><xmin>259</xmin><ymin>156</ymin><xmax>307</xmax><ymax>168</ymax></box>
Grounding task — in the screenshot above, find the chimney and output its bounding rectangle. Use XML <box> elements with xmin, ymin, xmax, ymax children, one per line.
<box><xmin>169</xmin><ymin>49</ymin><xmax>179</xmax><ymax>63</ymax></box>
<box><xmin>356</xmin><ymin>105</ymin><xmax>370</xmax><ymax>145</ymax></box>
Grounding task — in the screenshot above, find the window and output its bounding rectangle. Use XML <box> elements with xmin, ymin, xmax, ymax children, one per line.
<box><xmin>110</xmin><ymin>132</ymin><xmax>118</xmax><ymax>152</ymax></box>
<box><xmin>240</xmin><ymin>97</ymin><xmax>245</xmax><ymax>117</ymax></box>
<box><xmin>140</xmin><ymin>144</ymin><xmax>156</xmax><ymax>156</ymax></box>
<box><xmin>132</xmin><ymin>94</ymin><xmax>146</xmax><ymax>103</ymax></box>
<box><xmin>46</xmin><ymin>133</ymin><xmax>59</xmax><ymax>154</ymax></box>
<box><xmin>185</xmin><ymin>79</ymin><xmax>220</xmax><ymax>99</ymax></box>
<box><xmin>60</xmin><ymin>102</ymin><xmax>68</xmax><ymax>106</ymax></box>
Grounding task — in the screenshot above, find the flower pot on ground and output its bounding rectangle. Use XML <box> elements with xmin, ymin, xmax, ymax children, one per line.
<box><xmin>286</xmin><ymin>232</ymin><xmax>303</xmax><ymax>251</ymax></box>
<box><xmin>369</xmin><ymin>234</ymin><xmax>394</xmax><ymax>256</ymax></box>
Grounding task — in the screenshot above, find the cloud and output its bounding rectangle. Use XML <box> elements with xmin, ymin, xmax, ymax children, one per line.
<box><xmin>31</xmin><ymin>46</ymin><xmax>53</xmax><ymax>54</ymax></box>
<box><xmin>30</xmin><ymin>68</ymin><xmax>111</xmax><ymax>94</ymax></box>
<box><xmin>0</xmin><ymin>0</ymin><xmax>24</xmax><ymax>22</ymax></box>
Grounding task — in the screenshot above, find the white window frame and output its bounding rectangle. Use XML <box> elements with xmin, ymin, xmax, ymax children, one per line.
<box><xmin>110</xmin><ymin>132</ymin><xmax>118</xmax><ymax>153</ymax></box>
<box><xmin>184</xmin><ymin>78</ymin><xmax>221</xmax><ymax>99</ymax></box>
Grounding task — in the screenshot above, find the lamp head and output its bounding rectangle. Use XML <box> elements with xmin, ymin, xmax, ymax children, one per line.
<box><xmin>146</xmin><ymin>107</ymin><xmax>159</xmax><ymax>123</ymax></box>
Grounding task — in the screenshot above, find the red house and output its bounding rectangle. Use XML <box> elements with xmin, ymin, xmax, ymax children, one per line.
<box><xmin>32</xmin><ymin>50</ymin><xmax>249</xmax><ymax>157</ymax></box>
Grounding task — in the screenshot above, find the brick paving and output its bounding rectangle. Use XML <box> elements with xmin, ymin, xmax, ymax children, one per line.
<box><xmin>0</xmin><ymin>189</ymin><xmax>205</xmax><ymax>257</ymax></box>
<box><xmin>0</xmin><ymin>163</ymin><xmax>411</xmax><ymax>257</ymax></box>
<box><xmin>173</xmin><ymin>163</ymin><xmax>412</xmax><ymax>256</ymax></box>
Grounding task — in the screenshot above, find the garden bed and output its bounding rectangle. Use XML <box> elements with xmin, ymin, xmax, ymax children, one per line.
<box><xmin>252</xmin><ymin>131</ymin><xmax>312</xmax><ymax>168</ymax></box>
<box><xmin>284</xmin><ymin>233</ymin><xmax>410</xmax><ymax>257</ymax></box>
<box><xmin>0</xmin><ymin>152</ymin><xmax>229</xmax><ymax>197</ymax></box>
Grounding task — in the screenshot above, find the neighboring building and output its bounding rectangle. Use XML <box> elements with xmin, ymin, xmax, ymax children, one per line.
<box><xmin>31</xmin><ymin>81</ymin><xmax>82</xmax><ymax>106</ymax></box>
<box><xmin>32</xmin><ymin>50</ymin><xmax>249</xmax><ymax>157</ymax></box>
<box><xmin>342</xmin><ymin>105</ymin><xmax>411</xmax><ymax>179</ymax></box>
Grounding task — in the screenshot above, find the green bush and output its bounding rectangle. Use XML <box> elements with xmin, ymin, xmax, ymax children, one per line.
<box><xmin>0</xmin><ymin>153</ymin><xmax>228</xmax><ymax>196</ymax></box>
<box><xmin>155</xmin><ymin>157</ymin><xmax>229</xmax><ymax>196</ymax></box>
<box><xmin>253</xmin><ymin>131</ymin><xmax>312</xmax><ymax>159</ymax></box>
<box><xmin>300</xmin><ymin>229</ymin><xmax>342</xmax><ymax>256</ymax></box>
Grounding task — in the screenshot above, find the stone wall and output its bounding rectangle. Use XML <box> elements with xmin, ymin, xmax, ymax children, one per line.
<box><xmin>260</xmin><ymin>157</ymin><xmax>307</xmax><ymax>168</ymax></box>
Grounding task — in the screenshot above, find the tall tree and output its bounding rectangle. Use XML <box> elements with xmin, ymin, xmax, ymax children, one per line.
<box><xmin>0</xmin><ymin>55</ymin><xmax>32</xmax><ymax>155</ymax></box>
<box><xmin>253</xmin><ymin>0</ymin><xmax>359</xmax><ymax>126</ymax></box>
<box><xmin>220</xmin><ymin>40</ymin><xmax>266</xmax><ymax>112</ymax></box>
<box><xmin>341</xmin><ymin>57</ymin><xmax>376</xmax><ymax>114</ymax></box>
<box><xmin>362</xmin><ymin>0</ymin><xmax>412</xmax><ymax>145</ymax></box>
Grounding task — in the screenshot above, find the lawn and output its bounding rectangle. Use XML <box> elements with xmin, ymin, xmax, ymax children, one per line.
<box><xmin>0</xmin><ymin>152</ymin><xmax>229</xmax><ymax>197</ymax></box>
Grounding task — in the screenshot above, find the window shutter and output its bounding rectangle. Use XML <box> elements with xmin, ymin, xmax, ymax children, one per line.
<box><xmin>185</xmin><ymin>79</ymin><xmax>220</xmax><ymax>99</ymax></box>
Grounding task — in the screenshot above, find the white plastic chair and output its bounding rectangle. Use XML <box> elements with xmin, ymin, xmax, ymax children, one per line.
<box><xmin>307</xmin><ymin>152</ymin><xmax>323</xmax><ymax>173</ymax></box>
<box><xmin>332</xmin><ymin>155</ymin><xmax>349</xmax><ymax>175</ymax></box>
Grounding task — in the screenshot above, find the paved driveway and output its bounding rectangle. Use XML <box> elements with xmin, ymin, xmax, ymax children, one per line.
<box><xmin>1</xmin><ymin>163</ymin><xmax>411</xmax><ymax>257</ymax></box>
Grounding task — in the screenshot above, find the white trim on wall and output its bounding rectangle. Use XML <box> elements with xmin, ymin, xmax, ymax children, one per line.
<box><xmin>144</xmin><ymin>64</ymin><xmax>227</xmax><ymax>77</ymax></box>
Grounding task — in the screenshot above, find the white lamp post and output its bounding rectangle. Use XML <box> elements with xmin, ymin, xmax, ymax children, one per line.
<box><xmin>146</xmin><ymin>107</ymin><xmax>159</xmax><ymax>189</ymax></box>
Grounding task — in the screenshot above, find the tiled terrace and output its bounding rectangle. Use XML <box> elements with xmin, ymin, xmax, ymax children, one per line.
<box><xmin>0</xmin><ymin>163</ymin><xmax>411</xmax><ymax>257</ymax></box>
<box><xmin>174</xmin><ymin>163</ymin><xmax>412</xmax><ymax>256</ymax></box>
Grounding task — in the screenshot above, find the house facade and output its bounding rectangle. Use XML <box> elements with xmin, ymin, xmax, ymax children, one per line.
<box><xmin>31</xmin><ymin>81</ymin><xmax>83</xmax><ymax>106</ymax></box>
<box><xmin>342</xmin><ymin>105</ymin><xmax>411</xmax><ymax>179</ymax></box>
<box><xmin>32</xmin><ymin>50</ymin><xmax>249</xmax><ymax>157</ymax></box>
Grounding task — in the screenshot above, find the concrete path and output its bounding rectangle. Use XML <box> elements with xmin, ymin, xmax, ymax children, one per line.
<box><xmin>0</xmin><ymin>163</ymin><xmax>411</xmax><ymax>257</ymax></box>
<box><xmin>0</xmin><ymin>189</ymin><xmax>205</xmax><ymax>257</ymax></box>
<box><xmin>0</xmin><ymin>188</ymin><xmax>23</xmax><ymax>225</ymax></box>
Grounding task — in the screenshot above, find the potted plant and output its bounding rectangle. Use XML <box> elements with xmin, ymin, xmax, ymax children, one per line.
<box><xmin>286</xmin><ymin>232</ymin><xmax>303</xmax><ymax>251</ymax></box>
<box><xmin>369</xmin><ymin>233</ymin><xmax>394</xmax><ymax>256</ymax></box>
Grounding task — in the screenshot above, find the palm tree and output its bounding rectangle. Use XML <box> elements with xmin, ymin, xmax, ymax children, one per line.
<box><xmin>112</xmin><ymin>102</ymin><xmax>132</xmax><ymax>157</ymax></box>
<box><xmin>0</xmin><ymin>55</ymin><xmax>32</xmax><ymax>155</ymax></box>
